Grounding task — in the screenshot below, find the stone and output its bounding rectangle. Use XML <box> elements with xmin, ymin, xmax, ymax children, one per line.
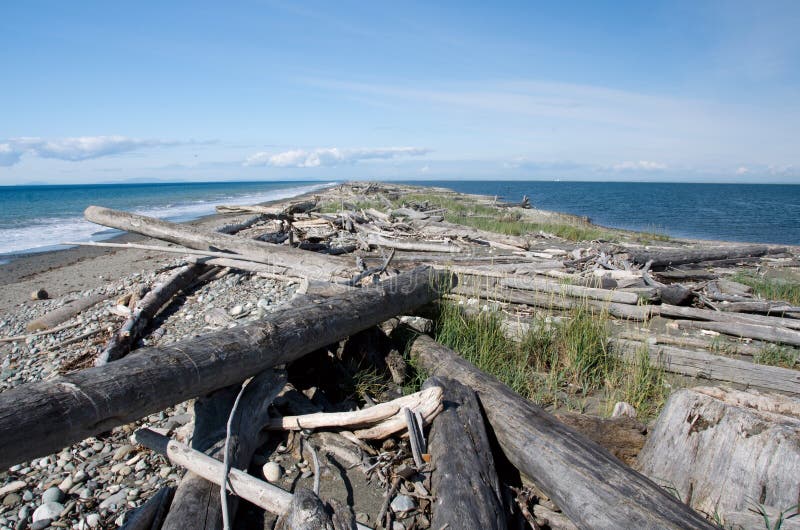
<box><xmin>229</xmin><ymin>305</ymin><xmax>244</xmax><ymax>317</ymax></box>
<box><xmin>390</xmin><ymin>495</ymin><xmax>415</xmax><ymax>513</ymax></box>
<box><xmin>204</xmin><ymin>308</ymin><xmax>231</xmax><ymax>326</ymax></box>
<box><xmin>0</xmin><ymin>481</ymin><xmax>26</xmax><ymax>497</ymax></box>
<box><xmin>2</xmin><ymin>492</ymin><xmax>21</xmax><ymax>506</ymax></box>
<box><xmin>99</xmin><ymin>489</ymin><xmax>127</xmax><ymax>510</ymax></box>
<box><xmin>262</xmin><ymin>462</ymin><xmax>282</xmax><ymax>482</ymax></box>
<box><xmin>32</xmin><ymin>519</ymin><xmax>52</xmax><ymax>530</ymax></box>
<box><xmin>85</xmin><ymin>513</ymin><xmax>101</xmax><ymax>528</ymax></box>
<box><xmin>30</xmin><ymin>289</ymin><xmax>49</xmax><ymax>300</ymax></box>
<box><xmin>612</xmin><ymin>401</ymin><xmax>637</xmax><ymax>419</ymax></box>
<box><xmin>32</xmin><ymin>501</ymin><xmax>63</xmax><ymax>522</ymax></box>
<box><xmin>41</xmin><ymin>487</ymin><xmax>64</xmax><ymax>504</ymax></box>
<box><xmin>112</xmin><ymin>445</ymin><xmax>135</xmax><ymax>461</ymax></box>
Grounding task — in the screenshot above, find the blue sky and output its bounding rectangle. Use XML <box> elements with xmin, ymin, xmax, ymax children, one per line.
<box><xmin>1</xmin><ymin>0</ymin><xmax>799</xmax><ymax>184</ymax></box>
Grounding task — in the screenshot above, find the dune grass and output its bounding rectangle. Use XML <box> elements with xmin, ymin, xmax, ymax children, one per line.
<box><xmin>430</xmin><ymin>300</ymin><xmax>668</xmax><ymax>418</ymax></box>
<box><xmin>732</xmin><ymin>273</ymin><xmax>800</xmax><ymax>306</ymax></box>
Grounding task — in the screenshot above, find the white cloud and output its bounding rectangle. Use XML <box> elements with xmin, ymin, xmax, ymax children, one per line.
<box><xmin>736</xmin><ymin>166</ymin><xmax>749</xmax><ymax>175</ymax></box>
<box><xmin>612</xmin><ymin>160</ymin><xmax>667</xmax><ymax>171</ymax></box>
<box><xmin>244</xmin><ymin>147</ymin><xmax>430</xmax><ymax>167</ymax></box>
<box><xmin>0</xmin><ymin>136</ymin><xmax>180</xmax><ymax>165</ymax></box>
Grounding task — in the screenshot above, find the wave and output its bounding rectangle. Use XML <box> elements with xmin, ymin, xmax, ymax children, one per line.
<box><xmin>0</xmin><ymin>182</ymin><xmax>335</xmax><ymax>257</ymax></box>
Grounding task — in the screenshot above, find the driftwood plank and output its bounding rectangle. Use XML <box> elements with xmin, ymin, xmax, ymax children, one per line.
<box><xmin>408</xmin><ymin>333</ymin><xmax>714</xmax><ymax>529</ymax></box>
<box><xmin>25</xmin><ymin>292</ymin><xmax>110</xmax><ymax>332</ymax></box>
<box><xmin>423</xmin><ymin>377</ymin><xmax>506</xmax><ymax>530</ymax></box>
<box><xmin>500</xmin><ymin>276</ymin><xmax>640</xmax><ymax>305</ymax></box>
<box><xmin>0</xmin><ymin>267</ymin><xmax>446</xmax><ymax>469</ymax></box>
<box><xmin>628</xmin><ymin>245</ymin><xmax>785</xmax><ymax>269</ymax></box>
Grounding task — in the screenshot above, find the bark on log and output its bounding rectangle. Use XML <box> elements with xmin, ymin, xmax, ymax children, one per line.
<box><xmin>120</xmin><ymin>486</ymin><xmax>175</xmax><ymax>530</ymax></box>
<box><xmin>275</xmin><ymin>488</ymin><xmax>333</xmax><ymax>530</ymax></box>
<box><xmin>628</xmin><ymin>245</ymin><xmax>785</xmax><ymax>269</ymax></box>
<box><xmin>673</xmin><ymin>319</ymin><xmax>800</xmax><ymax>347</ymax></box>
<box><xmin>0</xmin><ymin>267</ymin><xmax>447</xmax><ymax>469</ymax></box>
<box><xmin>637</xmin><ymin>387</ymin><xmax>800</xmax><ymax>520</ymax></box>
<box><xmin>96</xmin><ymin>263</ymin><xmax>205</xmax><ymax>365</ymax></box>
<box><xmin>611</xmin><ymin>338</ymin><xmax>800</xmax><ymax>396</ymax></box>
<box><xmin>423</xmin><ymin>377</ymin><xmax>506</xmax><ymax>530</ymax></box>
<box><xmin>553</xmin><ymin>413</ymin><xmax>647</xmax><ymax>467</ymax></box>
<box><xmin>162</xmin><ymin>370</ymin><xmax>286</xmax><ymax>530</ymax></box>
<box><xmin>84</xmin><ymin>206</ymin><xmax>353</xmax><ymax>280</ymax></box>
<box><xmin>500</xmin><ymin>276</ymin><xmax>640</xmax><ymax>305</ymax></box>
<box><xmin>25</xmin><ymin>292</ymin><xmax>110</xmax><ymax>332</ymax></box>
<box><xmin>408</xmin><ymin>334</ymin><xmax>715</xmax><ymax>529</ymax></box>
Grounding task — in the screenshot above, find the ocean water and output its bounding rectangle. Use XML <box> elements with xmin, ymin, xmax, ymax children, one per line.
<box><xmin>407</xmin><ymin>181</ymin><xmax>800</xmax><ymax>246</ymax></box>
<box><xmin>0</xmin><ymin>181</ymin><xmax>335</xmax><ymax>262</ymax></box>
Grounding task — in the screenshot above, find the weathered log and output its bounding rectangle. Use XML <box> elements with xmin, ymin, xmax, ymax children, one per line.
<box><xmin>673</xmin><ymin>319</ymin><xmax>800</xmax><ymax>347</ymax></box>
<box><xmin>120</xmin><ymin>486</ymin><xmax>175</xmax><ymax>530</ymax></box>
<box><xmin>500</xmin><ymin>276</ymin><xmax>640</xmax><ymax>305</ymax></box>
<box><xmin>0</xmin><ymin>267</ymin><xmax>447</xmax><ymax>469</ymax></box>
<box><xmin>629</xmin><ymin>245</ymin><xmax>785</xmax><ymax>269</ymax></box>
<box><xmin>365</xmin><ymin>232</ymin><xmax>462</xmax><ymax>253</ymax></box>
<box><xmin>611</xmin><ymin>338</ymin><xmax>800</xmax><ymax>395</ymax></box>
<box><xmin>718</xmin><ymin>300</ymin><xmax>800</xmax><ymax>316</ymax></box>
<box><xmin>553</xmin><ymin>413</ymin><xmax>647</xmax><ymax>466</ymax></box>
<box><xmin>658</xmin><ymin>303</ymin><xmax>800</xmax><ymax>331</ymax></box>
<box><xmin>84</xmin><ymin>206</ymin><xmax>353</xmax><ymax>280</ymax></box>
<box><xmin>275</xmin><ymin>488</ymin><xmax>333</xmax><ymax>530</ymax></box>
<box><xmin>162</xmin><ymin>370</ymin><xmax>286</xmax><ymax>530</ymax></box>
<box><xmin>637</xmin><ymin>387</ymin><xmax>800</xmax><ymax>520</ymax></box>
<box><xmin>413</xmin><ymin>220</ymin><xmax>533</xmax><ymax>250</ymax></box>
<box><xmin>25</xmin><ymin>292</ymin><xmax>110</xmax><ymax>332</ymax></box>
<box><xmin>408</xmin><ymin>334</ymin><xmax>715</xmax><ymax>529</ymax></box>
<box><xmin>96</xmin><ymin>263</ymin><xmax>205</xmax><ymax>365</ymax></box>
<box><xmin>423</xmin><ymin>377</ymin><xmax>506</xmax><ymax>530</ymax></box>
<box><xmin>134</xmin><ymin>429</ymin><xmax>371</xmax><ymax>530</ymax></box>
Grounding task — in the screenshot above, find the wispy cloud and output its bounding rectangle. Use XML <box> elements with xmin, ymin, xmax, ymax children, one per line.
<box><xmin>613</xmin><ymin>160</ymin><xmax>667</xmax><ymax>171</ymax></box>
<box><xmin>0</xmin><ymin>136</ymin><xmax>182</xmax><ymax>166</ymax></box>
<box><xmin>244</xmin><ymin>147</ymin><xmax>430</xmax><ymax>167</ymax></box>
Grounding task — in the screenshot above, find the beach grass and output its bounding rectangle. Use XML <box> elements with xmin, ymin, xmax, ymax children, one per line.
<box><xmin>732</xmin><ymin>273</ymin><xmax>800</xmax><ymax>305</ymax></box>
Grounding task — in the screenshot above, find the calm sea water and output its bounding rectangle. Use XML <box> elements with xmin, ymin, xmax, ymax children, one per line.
<box><xmin>407</xmin><ymin>181</ymin><xmax>800</xmax><ymax>246</ymax></box>
<box><xmin>0</xmin><ymin>181</ymin><xmax>335</xmax><ymax>261</ymax></box>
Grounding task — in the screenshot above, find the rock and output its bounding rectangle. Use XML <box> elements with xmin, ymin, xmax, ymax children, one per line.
<box><xmin>0</xmin><ymin>480</ymin><xmax>26</xmax><ymax>496</ymax></box>
<box><xmin>112</xmin><ymin>444</ymin><xmax>135</xmax><ymax>461</ymax></box>
<box><xmin>31</xmin><ymin>519</ymin><xmax>52</xmax><ymax>530</ymax></box>
<box><xmin>57</xmin><ymin>476</ymin><xmax>73</xmax><ymax>492</ymax></box>
<box><xmin>204</xmin><ymin>308</ymin><xmax>232</xmax><ymax>326</ymax></box>
<box><xmin>612</xmin><ymin>401</ymin><xmax>637</xmax><ymax>418</ymax></box>
<box><xmin>41</xmin><ymin>487</ymin><xmax>64</xmax><ymax>504</ymax></box>
<box><xmin>32</xmin><ymin>501</ymin><xmax>63</xmax><ymax>522</ymax></box>
<box><xmin>18</xmin><ymin>505</ymin><xmax>31</xmax><ymax>521</ymax></box>
<box><xmin>99</xmin><ymin>489</ymin><xmax>127</xmax><ymax>510</ymax></box>
<box><xmin>2</xmin><ymin>492</ymin><xmax>21</xmax><ymax>506</ymax></box>
<box><xmin>85</xmin><ymin>513</ymin><xmax>101</xmax><ymax>528</ymax></box>
<box><xmin>30</xmin><ymin>289</ymin><xmax>48</xmax><ymax>300</ymax></box>
<box><xmin>229</xmin><ymin>305</ymin><xmax>244</xmax><ymax>317</ymax></box>
<box><xmin>262</xmin><ymin>462</ymin><xmax>282</xmax><ymax>482</ymax></box>
<box><xmin>390</xmin><ymin>495</ymin><xmax>415</xmax><ymax>513</ymax></box>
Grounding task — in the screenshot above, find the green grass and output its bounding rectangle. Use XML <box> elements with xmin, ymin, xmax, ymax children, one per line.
<box><xmin>732</xmin><ymin>273</ymin><xmax>800</xmax><ymax>306</ymax></box>
<box><xmin>431</xmin><ymin>300</ymin><xmax>668</xmax><ymax>418</ymax></box>
<box><xmin>754</xmin><ymin>344</ymin><xmax>799</xmax><ymax>368</ymax></box>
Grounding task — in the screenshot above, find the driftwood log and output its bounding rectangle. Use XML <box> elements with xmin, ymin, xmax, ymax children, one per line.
<box><xmin>673</xmin><ymin>319</ymin><xmax>800</xmax><ymax>347</ymax></box>
<box><xmin>423</xmin><ymin>377</ymin><xmax>507</xmax><ymax>529</ymax></box>
<box><xmin>162</xmin><ymin>369</ymin><xmax>286</xmax><ymax>530</ymax></box>
<box><xmin>96</xmin><ymin>263</ymin><xmax>205</xmax><ymax>365</ymax></box>
<box><xmin>25</xmin><ymin>292</ymin><xmax>110</xmax><ymax>332</ymax></box>
<box><xmin>658</xmin><ymin>303</ymin><xmax>800</xmax><ymax>331</ymax></box>
<box><xmin>0</xmin><ymin>267</ymin><xmax>447</xmax><ymax>469</ymax></box>
<box><xmin>408</xmin><ymin>333</ymin><xmax>714</xmax><ymax>529</ymax></box>
<box><xmin>637</xmin><ymin>386</ymin><xmax>800</xmax><ymax>520</ymax></box>
<box><xmin>500</xmin><ymin>276</ymin><xmax>640</xmax><ymax>305</ymax></box>
<box><xmin>84</xmin><ymin>205</ymin><xmax>353</xmax><ymax>280</ymax></box>
<box><xmin>628</xmin><ymin>245</ymin><xmax>785</xmax><ymax>269</ymax></box>
<box><xmin>120</xmin><ymin>485</ymin><xmax>175</xmax><ymax>530</ymax></box>
<box><xmin>554</xmin><ymin>413</ymin><xmax>647</xmax><ymax>466</ymax></box>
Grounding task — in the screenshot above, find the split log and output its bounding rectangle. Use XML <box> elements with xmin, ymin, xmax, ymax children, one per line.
<box><xmin>133</xmin><ymin>429</ymin><xmax>371</xmax><ymax>529</ymax></box>
<box><xmin>500</xmin><ymin>277</ymin><xmax>640</xmax><ymax>305</ymax></box>
<box><xmin>637</xmin><ymin>387</ymin><xmax>800</xmax><ymax>519</ymax></box>
<box><xmin>96</xmin><ymin>263</ymin><xmax>205</xmax><ymax>365</ymax></box>
<box><xmin>162</xmin><ymin>369</ymin><xmax>286</xmax><ymax>530</ymax></box>
<box><xmin>423</xmin><ymin>377</ymin><xmax>506</xmax><ymax>530</ymax></box>
<box><xmin>84</xmin><ymin>206</ymin><xmax>353</xmax><ymax>280</ymax></box>
<box><xmin>0</xmin><ymin>267</ymin><xmax>447</xmax><ymax>469</ymax></box>
<box><xmin>672</xmin><ymin>319</ymin><xmax>800</xmax><ymax>347</ymax></box>
<box><xmin>25</xmin><ymin>292</ymin><xmax>110</xmax><ymax>332</ymax></box>
<box><xmin>408</xmin><ymin>333</ymin><xmax>715</xmax><ymax>529</ymax></box>
<box><xmin>629</xmin><ymin>245</ymin><xmax>785</xmax><ymax>269</ymax></box>
<box><xmin>658</xmin><ymin>303</ymin><xmax>800</xmax><ymax>331</ymax></box>
<box><xmin>611</xmin><ymin>338</ymin><xmax>800</xmax><ymax>395</ymax></box>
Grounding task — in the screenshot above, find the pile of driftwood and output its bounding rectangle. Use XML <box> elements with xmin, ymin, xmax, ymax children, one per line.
<box><xmin>1</xmin><ymin>182</ymin><xmax>798</xmax><ymax>528</ymax></box>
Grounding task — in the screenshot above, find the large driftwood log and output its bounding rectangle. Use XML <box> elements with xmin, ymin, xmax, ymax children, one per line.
<box><xmin>274</xmin><ymin>488</ymin><xmax>333</xmax><ymax>530</ymax></box>
<box><xmin>84</xmin><ymin>206</ymin><xmax>353</xmax><ymax>280</ymax></box>
<box><xmin>553</xmin><ymin>413</ymin><xmax>647</xmax><ymax>466</ymax></box>
<box><xmin>408</xmin><ymin>334</ymin><xmax>714</xmax><ymax>529</ymax></box>
<box><xmin>162</xmin><ymin>370</ymin><xmax>286</xmax><ymax>530</ymax></box>
<box><xmin>413</xmin><ymin>219</ymin><xmax>533</xmax><ymax>250</ymax></box>
<box><xmin>119</xmin><ymin>486</ymin><xmax>175</xmax><ymax>530</ymax></box>
<box><xmin>25</xmin><ymin>292</ymin><xmax>110</xmax><ymax>332</ymax></box>
<box><xmin>628</xmin><ymin>245</ymin><xmax>785</xmax><ymax>269</ymax></box>
<box><xmin>611</xmin><ymin>338</ymin><xmax>800</xmax><ymax>395</ymax></box>
<box><xmin>96</xmin><ymin>263</ymin><xmax>205</xmax><ymax>365</ymax></box>
<box><xmin>500</xmin><ymin>276</ymin><xmax>640</xmax><ymax>305</ymax></box>
<box><xmin>0</xmin><ymin>267</ymin><xmax>446</xmax><ymax>469</ymax></box>
<box><xmin>637</xmin><ymin>387</ymin><xmax>800</xmax><ymax>520</ymax></box>
<box><xmin>673</xmin><ymin>319</ymin><xmax>800</xmax><ymax>347</ymax></box>
<box><xmin>658</xmin><ymin>303</ymin><xmax>800</xmax><ymax>331</ymax></box>
<box><xmin>423</xmin><ymin>377</ymin><xmax>506</xmax><ymax>530</ymax></box>
<box><xmin>365</xmin><ymin>232</ymin><xmax>462</xmax><ymax>253</ymax></box>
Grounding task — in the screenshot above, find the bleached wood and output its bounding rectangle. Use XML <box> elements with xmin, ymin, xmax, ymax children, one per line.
<box><xmin>500</xmin><ymin>276</ymin><xmax>640</xmax><ymax>305</ymax></box>
<box><xmin>25</xmin><ymin>292</ymin><xmax>110</xmax><ymax>332</ymax></box>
